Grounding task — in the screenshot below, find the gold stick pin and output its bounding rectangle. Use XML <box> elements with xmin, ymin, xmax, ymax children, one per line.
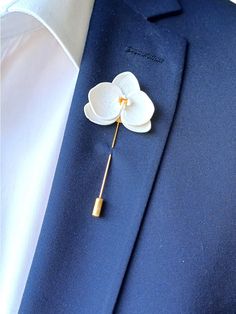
<box><xmin>92</xmin><ymin>119</ymin><xmax>121</xmax><ymax>217</ymax></box>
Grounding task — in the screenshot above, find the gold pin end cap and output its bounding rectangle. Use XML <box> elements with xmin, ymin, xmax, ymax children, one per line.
<box><xmin>92</xmin><ymin>197</ymin><xmax>104</xmax><ymax>217</ymax></box>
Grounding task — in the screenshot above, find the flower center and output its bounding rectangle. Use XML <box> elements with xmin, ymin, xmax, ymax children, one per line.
<box><xmin>118</xmin><ymin>97</ymin><xmax>129</xmax><ymax>107</ymax></box>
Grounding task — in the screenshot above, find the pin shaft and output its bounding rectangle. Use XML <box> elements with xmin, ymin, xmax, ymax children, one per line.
<box><xmin>92</xmin><ymin>121</ymin><xmax>121</xmax><ymax>217</ymax></box>
<box><xmin>112</xmin><ymin>120</ymin><xmax>120</xmax><ymax>148</ymax></box>
<box><xmin>99</xmin><ymin>153</ymin><xmax>112</xmax><ymax>198</ymax></box>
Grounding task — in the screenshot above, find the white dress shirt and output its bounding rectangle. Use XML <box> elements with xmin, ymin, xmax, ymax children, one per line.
<box><xmin>1</xmin><ymin>1</ymin><xmax>94</xmax><ymax>313</ymax></box>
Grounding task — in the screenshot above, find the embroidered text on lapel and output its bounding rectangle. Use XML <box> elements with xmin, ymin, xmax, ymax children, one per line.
<box><xmin>84</xmin><ymin>72</ymin><xmax>155</xmax><ymax>217</ymax></box>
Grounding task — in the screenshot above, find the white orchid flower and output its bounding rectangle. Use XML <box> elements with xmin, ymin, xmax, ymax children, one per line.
<box><xmin>84</xmin><ymin>72</ymin><xmax>155</xmax><ymax>133</ymax></box>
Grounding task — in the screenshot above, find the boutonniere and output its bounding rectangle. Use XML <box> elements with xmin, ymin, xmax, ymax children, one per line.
<box><xmin>84</xmin><ymin>72</ymin><xmax>155</xmax><ymax>217</ymax></box>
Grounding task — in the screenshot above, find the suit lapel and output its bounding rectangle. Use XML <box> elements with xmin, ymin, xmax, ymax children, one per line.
<box><xmin>125</xmin><ymin>0</ymin><xmax>182</xmax><ymax>19</ymax></box>
<box><xmin>20</xmin><ymin>0</ymin><xmax>187</xmax><ymax>313</ymax></box>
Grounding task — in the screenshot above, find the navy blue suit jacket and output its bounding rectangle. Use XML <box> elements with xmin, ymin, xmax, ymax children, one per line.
<box><xmin>20</xmin><ymin>0</ymin><xmax>236</xmax><ymax>313</ymax></box>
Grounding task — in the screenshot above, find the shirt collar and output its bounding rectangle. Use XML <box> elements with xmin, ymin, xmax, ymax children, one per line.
<box><xmin>1</xmin><ymin>0</ymin><xmax>95</xmax><ymax>68</ymax></box>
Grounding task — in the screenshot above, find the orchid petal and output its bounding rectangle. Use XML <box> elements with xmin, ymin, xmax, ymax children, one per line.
<box><xmin>84</xmin><ymin>103</ymin><xmax>117</xmax><ymax>125</ymax></box>
<box><xmin>122</xmin><ymin>120</ymin><xmax>152</xmax><ymax>133</ymax></box>
<box><xmin>89</xmin><ymin>82</ymin><xmax>122</xmax><ymax>120</ymax></box>
<box><xmin>112</xmin><ymin>72</ymin><xmax>140</xmax><ymax>97</ymax></box>
<box><xmin>121</xmin><ymin>91</ymin><xmax>155</xmax><ymax>126</ymax></box>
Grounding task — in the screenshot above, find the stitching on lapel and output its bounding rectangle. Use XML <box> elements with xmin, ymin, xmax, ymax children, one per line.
<box><xmin>125</xmin><ymin>46</ymin><xmax>165</xmax><ymax>63</ymax></box>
